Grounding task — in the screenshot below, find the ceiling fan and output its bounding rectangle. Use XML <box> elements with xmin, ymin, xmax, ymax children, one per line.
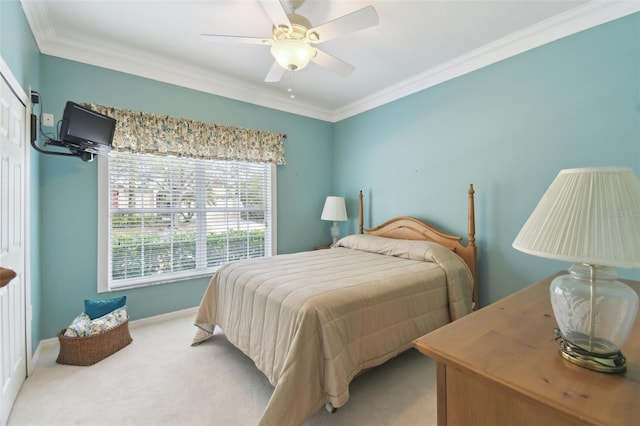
<box><xmin>201</xmin><ymin>0</ymin><xmax>379</xmax><ymax>83</ymax></box>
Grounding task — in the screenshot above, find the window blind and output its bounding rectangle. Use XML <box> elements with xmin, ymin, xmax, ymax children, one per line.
<box><xmin>102</xmin><ymin>151</ymin><xmax>273</xmax><ymax>290</ymax></box>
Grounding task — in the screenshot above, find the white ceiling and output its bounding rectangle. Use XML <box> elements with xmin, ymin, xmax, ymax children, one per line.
<box><xmin>20</xmin><ymin>0</ymin><xmax>639</xmax><ymax>122</ymax></box>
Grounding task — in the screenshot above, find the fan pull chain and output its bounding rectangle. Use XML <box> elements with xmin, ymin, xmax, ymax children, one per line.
<box><xmin>288</xmin><ymin>69</ymin><xmax>295</xmax><ymax>99</ymax></box>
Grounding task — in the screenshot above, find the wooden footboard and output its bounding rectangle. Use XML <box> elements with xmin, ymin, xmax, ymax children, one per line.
<box><xmin>357</xmin><ymin>184</ymin><xmax>478</xmax><ymax>309</ymax></box>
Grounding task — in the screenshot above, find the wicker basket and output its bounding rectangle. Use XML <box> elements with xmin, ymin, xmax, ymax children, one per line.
<box><xmin>56</xmin><ymin>320</ymin><xmax>133</xmax><ymax>366</ymax></box>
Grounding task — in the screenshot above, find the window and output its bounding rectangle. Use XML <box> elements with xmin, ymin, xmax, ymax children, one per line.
<box><xmin>98</xmin><ymin>151</ymin><xmax>276</xmax><ymax>291</ymax></box>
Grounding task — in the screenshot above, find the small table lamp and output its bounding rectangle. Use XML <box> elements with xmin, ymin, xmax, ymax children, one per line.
<box><xmin>321</xmin><ymin>196</ymin><xmax>348</xmax><ymax>245</ymax></box>
<box><xmin>513</xmin><ymin>167</ymin><xmax>640</xmax><ymax>373</ymax></box>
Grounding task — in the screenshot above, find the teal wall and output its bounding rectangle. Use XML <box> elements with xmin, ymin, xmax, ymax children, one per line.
<box><xmin>3</xmin><ymin>0</ymin><xmax>639</xmax><ymax>343</ymax></box>
<box><xmin>334</xmin><ymin>13</ymin><xmax>640</xmax><ymax>306</ymax></box>
<box><xmin>1</xmin><ymin>0</ymin><xmax>42</xmax><ymax>353</ymax></box>
<box><xmin>37</xmin><ymin>56</ymin><xmax>333</xmax><ymax>339</ymax></box>
<box><xmin>0</xmin><ymin>0</ymin><xmax>39</xmax><ymax>86</ymax></box>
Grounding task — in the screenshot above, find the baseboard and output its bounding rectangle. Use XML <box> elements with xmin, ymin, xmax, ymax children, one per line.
<box><xmin>128</xmin><ymin>306</ymin><xmax>198</xmax><ymax>329</ymax></box>
<box><xmin>28</xmin><ymin>340</ymin><xmax>46</xmax><ymax>376</ymax></box>
<box><xmin>29</xmin><ymin>306</ymin><xmax>199</xmax><ymax>374</ymax></box>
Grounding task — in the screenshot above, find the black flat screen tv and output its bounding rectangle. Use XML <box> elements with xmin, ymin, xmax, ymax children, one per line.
<box><xmin>59</xmin><ymin>101</ymin><xmax>116</xmax><ymax>154</ymax></box>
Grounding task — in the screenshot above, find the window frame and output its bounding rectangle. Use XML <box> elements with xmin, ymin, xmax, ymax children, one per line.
<box><xmin>97</xmin><ymin>153</ymin><xmax>277</xmax><ymax>292</ymax></box>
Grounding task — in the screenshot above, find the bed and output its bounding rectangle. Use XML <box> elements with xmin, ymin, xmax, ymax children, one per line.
<box><xmin>192</xmin><ymin>185</ymin><xmax>478</xmax><ymax>426</ymax></box>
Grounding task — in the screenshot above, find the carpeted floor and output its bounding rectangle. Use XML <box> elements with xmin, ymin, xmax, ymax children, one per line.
<box><xmin>7</xmin><ymin>308</ymin><xmax>437</xmax><ymax>426</ymax></box>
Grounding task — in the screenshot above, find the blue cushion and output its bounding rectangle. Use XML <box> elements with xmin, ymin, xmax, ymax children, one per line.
<box><xmin>84</xmin><ymin>296</ymin><xmax>127</xmax><ymax>320</ymax></box>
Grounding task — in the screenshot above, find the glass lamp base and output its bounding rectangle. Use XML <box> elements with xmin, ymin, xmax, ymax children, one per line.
<box><xmin>330</xmin><ymin>221</ymin><xmax>340</xmax><ymax>245</ymax></box>
<box><xmin>554</xmin><ymin>328</ymin><xmax>626</xmax><ymax>373</ymax></box>
<box><xmin>549</xmin><ymin>264</ymin><xmax>638</xmax><ymax>374</ymax></box>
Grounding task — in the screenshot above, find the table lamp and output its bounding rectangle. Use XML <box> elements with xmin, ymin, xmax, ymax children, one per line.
<box><xmin>512</xmin><ymin>167</ymin><xmax>640</xmax><ymax>373</ymax></box>
<box><xmin>321</xmin><ymin>196</ymin><xmax>348</xmax><ymax>245</ymax></box>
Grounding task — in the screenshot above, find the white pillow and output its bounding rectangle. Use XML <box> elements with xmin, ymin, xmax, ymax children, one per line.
<box><xmin>335</xmin><ymin>234</ymin><xmax>443</xmax><ymax>262</ymax></box>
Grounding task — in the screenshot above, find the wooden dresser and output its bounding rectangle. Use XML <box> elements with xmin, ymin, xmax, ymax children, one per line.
<box><xmin>413</xmin><ymin>273</ymin><xmax>640</xmax><ymax>426</ymax></box>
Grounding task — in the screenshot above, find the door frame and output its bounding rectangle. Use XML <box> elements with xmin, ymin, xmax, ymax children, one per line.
<box><xmin>0</xmin><ymin>55</ymin><xmax>33</xmax><ymax>376</ymax></box>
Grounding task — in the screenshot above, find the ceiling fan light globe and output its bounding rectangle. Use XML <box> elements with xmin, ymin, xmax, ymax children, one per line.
<box><xmin>271</xmin><ymin>39</ymin><xmax>315</xmax><ymax>71</ymax></box>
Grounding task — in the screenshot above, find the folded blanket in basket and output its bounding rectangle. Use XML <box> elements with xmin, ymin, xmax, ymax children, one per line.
<box><xmin>64</xmin><ymin>307</ymin><xmax>128</xmax><ymax>337</ymax></box>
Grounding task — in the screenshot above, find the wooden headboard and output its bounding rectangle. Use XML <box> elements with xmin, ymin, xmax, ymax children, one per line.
<box><xmin>357</xmin><ymin>184</ymin><xmax>478</xmax><ymax>309</ymax></box>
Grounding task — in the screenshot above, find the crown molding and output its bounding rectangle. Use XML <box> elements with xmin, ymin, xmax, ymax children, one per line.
<box><xmin>331</xmin><ymin>1</ymin><xmax>640</xmax><ymax>122</ymax></box>
<box><xmin>19</xmin><ymin>0</ymin><xmax>332</xmax><ymax>121</ymax></box>
<box><xmin>21</xmin><ymin>0</ymin><xmax>640</xmax><ymax>123</ymax></box>
<box><xmin>38</xmin><ymin>36</ymin><xmax>332</xmax><ymax>121</ymax></box>
<box><xmin>20</xmin><ymin>0</ymin><xmax>56</xmax><ymax>51</ymax></box>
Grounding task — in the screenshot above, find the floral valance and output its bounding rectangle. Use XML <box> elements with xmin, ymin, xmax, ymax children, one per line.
<box><xmin>87</xmin><ymin>104</ymin><xmax>286</xmax><ymax>165</ymax></box>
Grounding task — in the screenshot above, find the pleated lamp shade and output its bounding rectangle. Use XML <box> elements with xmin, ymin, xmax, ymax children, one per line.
<box><xmin>513</xmin><ymin>167</ymin><xmax>640</xmax><ymax>373</ymax></box>
<box><xmin>513</xmin><ymin>167</ymin><xmax>640</xmax><ymax>268</ymax></box>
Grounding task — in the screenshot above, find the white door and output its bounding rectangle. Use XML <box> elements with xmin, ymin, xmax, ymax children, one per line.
<box><xmin>0</xmin><ymin>71</ymin><xmax>27</xmax><ymax>426</ymax></box>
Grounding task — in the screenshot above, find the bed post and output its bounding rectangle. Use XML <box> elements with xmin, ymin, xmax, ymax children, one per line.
<box><xmin>359</xmin><ymin>190</ymin><xmax>364</xmax><ymax>234</ymax></box>
<box><xmin>467</xmin><ymin>184</ymin><xmax>478</xmax><ymax>309</ymax></box>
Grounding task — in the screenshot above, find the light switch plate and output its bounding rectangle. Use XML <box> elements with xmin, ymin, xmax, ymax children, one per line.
<box><xmin>42</xmin><ymin>113</ymin><xmax>54</xmax><ymax>127</ymax></box>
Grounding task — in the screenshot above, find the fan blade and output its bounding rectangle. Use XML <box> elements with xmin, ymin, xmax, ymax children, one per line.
<box><xmin>201</xmin><ymin>34</ymin><xmax>270</xmax><ymax>45</ymax></box>
<box><xmin>312</xmin><ymin>49</ymin><xmax>355</xmax><ymax>77</ymax></box>
<box><xmin>308</xmin><ymin>6</ymin><xmax>379</xmax><ymax>43</ymax></box>
<box><xmin>265</xmin><ymin>61</ymin><xmax>286</xmax><ymax>82</ymax></box>
<box><xmin>258</xmin><ymin>0</ymin><xmax>291</xmax><ymax>29</ymax></box>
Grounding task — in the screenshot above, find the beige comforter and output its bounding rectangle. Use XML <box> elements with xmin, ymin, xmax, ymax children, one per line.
<box><xmin>193</xmin><ymin>234</ymin><xmax>474</xmax><ymax>426</ymax></box>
